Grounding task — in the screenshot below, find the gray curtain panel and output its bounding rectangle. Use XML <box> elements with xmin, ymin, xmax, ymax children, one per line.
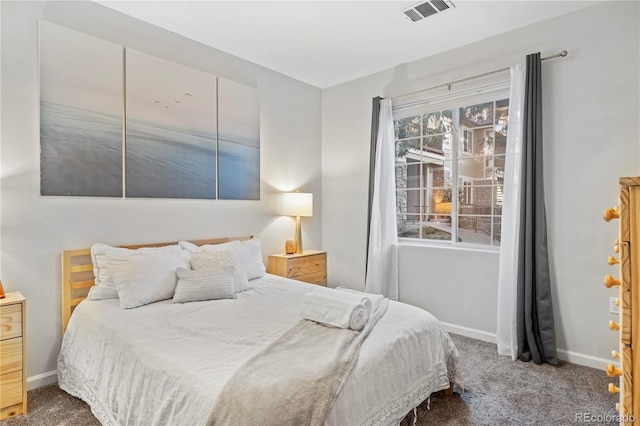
<box><xmin>365</xmin><ymin>96</ymin><xmax>383</xmax><ymax>272</ymax></box>
<box><xmin>516</xmin><ymin>53</ymin><xmax>558</xmax><ymax>365</ymax></box>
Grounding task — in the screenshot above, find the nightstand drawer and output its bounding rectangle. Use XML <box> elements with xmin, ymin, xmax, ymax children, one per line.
<box><xmin>0</xmin><ymin>370</ymin><xmax>22</xmax><ymax>408</ymax></box>
<box><xmin>0</xmin><ymin>304</ymin><xmax>22</xmax><ymax>341</ymax></box>
<box><xmin>0</xmin><ymin>338</ymin><xmax>22</xmax><ymax>375</ymax></box>
<box><xmin>288</xmin><ymin>255</ymin><xmax>327</xmax><ymax>277</ymax></box>
<box><xmin>267</xmin><ymin>251</ymin><xmax>328</xmax><ymax>286</ymax></box>
<box><xmin>296</xmin><ymin>271</ymin><xmax>327</xmax><ymax>286</ymax></box>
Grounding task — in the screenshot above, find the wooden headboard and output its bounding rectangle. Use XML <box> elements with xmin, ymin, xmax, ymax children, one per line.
<box><xmin>61</xmin><ymin>236</ymin><xmax>252</xmax><ymax>333</ymax></box>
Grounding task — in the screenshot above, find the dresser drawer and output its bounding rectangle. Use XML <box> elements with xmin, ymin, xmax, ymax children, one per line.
<box><xmin>0</xmin><ymin>370</ymin><xmax>22</xmax><ymax>409</ymax></box>
<box><xmin>0</xmin><ymin>338</ymin><xmax>22</xmax><ymax>375</ymax></box>
<box><xmin>0</xmin><ymin>292</ymin><xmax>26</xmax><ymax>420</ymax></box>
<box><xmin>288</xmin><ymin>255</ymin><xmax>327</xmax><ymax>278</ymax></box>
<box><xmin>0</xmin><ymin>304</ymin><xmax>22</xmax><ymax>341</ymax></box>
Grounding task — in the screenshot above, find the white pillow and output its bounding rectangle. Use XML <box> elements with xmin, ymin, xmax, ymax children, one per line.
<box><xmin>180</xmin><ymin>240</ymin><xmax>240</xmax><ymax>254</ymax></box>
<box><xmin>238</xmin><ymin>237</ymin><xmax>266</xmax><ymax>280</ymax></box>
<box><xmin>178</xmin><ymin>238</ymin><xmax>265</xmax><ymax>280</ymax></box>
<box><xmin>178</xmin><ymin>240</ymin><xmax>199</xmax><ymax>253</ymax></box>
<box><xmin>172</xmin><ymin>267</ymin><xmax>238</xmax><ymax>303</ymax></box>
<box><xmin>89</xmin><ymin>243</ymin><xmax>185</xmax><ymax>301</ymax></box>
<box><xmin>190</xmin><ymin>249</ymin><xmax>250</xmax><ymax>292</ymax></box>
<box><xmin>109</xmin><ymin>250</ymin><xmax>189</xmax><ymax>309</ymax></box>
<box><xmin>87</xmin><ymin>286</ymin><xmax>118</xmax><ymax>300</ymax></box>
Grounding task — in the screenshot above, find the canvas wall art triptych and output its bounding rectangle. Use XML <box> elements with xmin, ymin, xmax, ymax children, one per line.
<box><xmin>39</xmin><ymin>20</ymin><xmax>260</xmax><ymax>200</ymax></box>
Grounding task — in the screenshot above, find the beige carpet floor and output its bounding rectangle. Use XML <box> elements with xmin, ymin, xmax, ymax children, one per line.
<box><xmin>3</xmin><ymin>334</ymin><xmax>618</xmax><ymax>425</ymax></box>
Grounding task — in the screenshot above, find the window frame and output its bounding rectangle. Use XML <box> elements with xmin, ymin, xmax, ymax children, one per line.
<box><xmin>460</xmin><ymin>128</ymin><xmax>473</xmax><ymax>155</ymax></box>
<box><xmin>393</xmin><ymin>82</ymin><xmax>510</xmax><ymax>251</ymax></box>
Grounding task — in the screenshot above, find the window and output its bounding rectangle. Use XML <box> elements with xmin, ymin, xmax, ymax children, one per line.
<box><xmin>461</xmin><ymin>129</ymin><xmax>473</xmax><ymax>155</ymax></box>
<box><xmin>394</xmin><ymin>96</ymin><xmax>509</xmax><ymax>247</ymax></box>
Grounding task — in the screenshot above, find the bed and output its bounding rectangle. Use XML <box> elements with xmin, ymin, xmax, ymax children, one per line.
<box><xmin>58</xmin><ymin>237</ymin><xmax>461</xmax><ymax>426</ymax></box>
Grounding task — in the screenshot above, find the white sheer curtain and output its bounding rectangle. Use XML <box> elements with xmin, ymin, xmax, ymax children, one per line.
<box><xmin>365</xmin><ymin>98</ymin><xmax>398</xmax><ymax>300</ymax></box>
<box><xmin>496</xmin><ymin>63</ymin><xmax>525</xmax><ymax>359</ymax></box>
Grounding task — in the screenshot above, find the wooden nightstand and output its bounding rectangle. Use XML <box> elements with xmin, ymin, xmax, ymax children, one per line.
<box><xmin>0</xmin><ymin>292</ymin><xmax>27</xmax><ymax>420</ymax></box>
<box><xmin>267</xmin><ymin>251</ymin><xmax>327</xmax><ymax>286</ymax></box>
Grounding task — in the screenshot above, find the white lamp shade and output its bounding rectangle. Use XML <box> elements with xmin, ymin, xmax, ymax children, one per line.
<box><xmin>281</xmin><ymin>192</ymin><xmax>313</xmax><ymax>217</ymax></box>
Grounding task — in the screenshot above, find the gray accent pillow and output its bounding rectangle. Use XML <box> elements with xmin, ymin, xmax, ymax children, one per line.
<box><xmin>172</xmin><ymin>267</ymin><xmax>238</xmax><ymax>304</ymax></box>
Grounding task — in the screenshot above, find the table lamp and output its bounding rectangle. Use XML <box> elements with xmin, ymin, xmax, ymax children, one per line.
<box><xmin>281</xmin><ymin>192</ymin><xmax>313</xmax><ymax>254</ymax></box>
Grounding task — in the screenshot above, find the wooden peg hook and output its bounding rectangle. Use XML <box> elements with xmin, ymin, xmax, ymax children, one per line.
<box><xmin>607</xmin><ymin>364</ymin><xmax>623</xmax><ymax>377</ymax></box>
<box><xmin>604</xmin><ymin>275</ymin><xmax>621</xmax><ymax>288</ymax></box>
<box><xmin>604</xmin><ymin>206</ymin><xmax>620</xmax><ymax>222</ymax></box>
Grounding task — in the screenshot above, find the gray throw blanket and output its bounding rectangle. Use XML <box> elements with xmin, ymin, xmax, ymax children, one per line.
<box><xmin>208</xmin><ymin>297</ymin><xmax>389</xmax><ymax>426</ymax></box>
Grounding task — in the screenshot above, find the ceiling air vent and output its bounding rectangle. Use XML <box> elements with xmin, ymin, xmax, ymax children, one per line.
<box><xmin>402</xmin><ymin>0</ymin><xmax>455</xmax><ymax>22</ymax></box>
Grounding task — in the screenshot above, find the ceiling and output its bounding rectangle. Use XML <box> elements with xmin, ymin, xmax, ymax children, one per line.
<box><xmin>97</xmin><ymin>1</ymin><xmax>601</xmax><ymax>88</ymax></box>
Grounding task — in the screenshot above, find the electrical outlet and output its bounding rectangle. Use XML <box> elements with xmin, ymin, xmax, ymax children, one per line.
<box><xmin>610</xmin><ymin>297</ymin><xmax>620</xmax><ymax>314</ymax></box>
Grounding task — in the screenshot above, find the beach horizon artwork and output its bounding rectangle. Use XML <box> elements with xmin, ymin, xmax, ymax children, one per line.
<box><xmin>125</xmin><ymin>49</ymin><xmax>217</xmax><ymax>199</ymax></box>
<box><xmin>218</xmin><ymin>77</ymin><xmax>260</xmax><ymax>200</ymax></box>
<box><xmin>40</xmin><ymin>21</ymin><xmax>260</xmax><ymax>200</ymax></box>
<box><xmin>40</xmin><ymin>21</ymin><xmax>123</xmax><ymax>197</ymax></box>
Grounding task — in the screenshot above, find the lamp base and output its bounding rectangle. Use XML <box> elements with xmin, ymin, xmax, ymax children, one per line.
<box><xmin>295</xmin><ymin>215</ymin><xmax>303</xmax><ymax>254</ymax></box>
<box><xmin>285</xmin><ymin>240</ymin><xmax>297</xmax><ymax>255</ymax></box>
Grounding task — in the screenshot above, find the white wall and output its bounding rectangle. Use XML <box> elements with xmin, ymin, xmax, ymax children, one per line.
<box><xmin>322</xmin><ymin>1</ymin><xmax>639</xmax><ymax>367</ymax></box>
<box><xmin>0</xmin><ymin>2</ymin><xmax>3</xmax><ymax>282</ymax></box>
<box><xmin>0</xmin><ymin>0</ymin><xmax>322</xmax><ymax>387</ymax></box>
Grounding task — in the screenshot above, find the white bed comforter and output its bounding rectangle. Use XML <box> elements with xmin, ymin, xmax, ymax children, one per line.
<box><xmin>58</xmin><ymin>274</ymin><xmax>461</xmax><ymax>426</ymax></box>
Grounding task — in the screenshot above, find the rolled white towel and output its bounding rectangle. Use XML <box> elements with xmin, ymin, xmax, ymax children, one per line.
<box><xmin>300</xmin><ymin>289</ymin><xmax>369</xmax><ymax>331</ymax></box>
<box><xmin>335</xmin><ymin>286</ymin><xmax>385</xmax><ymax>314</ymax></box>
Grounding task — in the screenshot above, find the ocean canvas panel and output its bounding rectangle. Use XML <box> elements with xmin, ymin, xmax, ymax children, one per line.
<box><xmin>39</xmin><ymin>21</ymin><xmax>123</xmax><ymax>197</ymax></box>
<box><xmin>125</xmin><ymin>49</ymin><xmax>217</xmax><ymax>199</ymax></box>
<box><xmin>218</xmin><ymin>77</ymin><xmax>260</xmax><ymax>200</ymax></box>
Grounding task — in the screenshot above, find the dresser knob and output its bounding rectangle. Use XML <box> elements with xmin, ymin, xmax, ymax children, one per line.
<box><xmin>604</xmin><ymin>206</ymin><xmax>620</xmax><ymax>222</ymax></box>
<box><xmin>610</xmin><ymin>320</ymin><xmax>620</xmax><ymax>331</ymax></box>
<box><xmin>608</xmin><ymin>256</ymin><xmax>620</xmax><ymax>265</ymax></box>
<box><xmin>614</xmin><ymin>240</ymin><xmax>620</xmax><ymax>253</ymax></box>
<box><xmin>605</xmin><ymin>275</ymin><xmax>621</xmax><ymax>288</ymax></box>
<box><xmin>609</xmin><ymin>383</ymin><xmax>620</xmax><ymax>393</ymax></box>
<box><xmin>607</xmin><ymin>364</ymin><xmax>623</xmax><ymax>377</ymax></box>
<box><xmin>612</xmin><ymin>350</ymin><xmax>620</xmax><ymax>359</ymax></box>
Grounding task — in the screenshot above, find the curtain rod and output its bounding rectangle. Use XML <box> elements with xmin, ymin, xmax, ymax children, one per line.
<box><xmin>393</xmin><ymin>50</ymin><xmax>568</xmax><ymax>100</ymax></box>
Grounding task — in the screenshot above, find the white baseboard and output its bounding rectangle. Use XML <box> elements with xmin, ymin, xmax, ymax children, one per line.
<box><xmin>440</xmin><ymin>322</ymin><xmax>612</xmax><ymax>370</ymax></box>
<box><xmin>440</xmin><ymin>321</ymin><xmax>497</xmax><ymax>344</ymax></box>
<box><xmin>556</xmin><ymin>348</ymin><xmax>612</xmax><ymax>370</ymax></box>
<box><xmin>27</xmin><ymin>370</ymin><xmax>57</xmax><ymax>390</ymax></box>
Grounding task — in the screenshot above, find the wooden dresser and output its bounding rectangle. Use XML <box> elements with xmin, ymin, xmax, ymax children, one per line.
<box><xmin>267</xmin><ymin>251</ymin><xmax>327</xmax><ymax>286</ymax></box>
<box><xmin>604</xmin><ymin>177</ymin><xmax>640</xmax><ymax>424</ymax></box>
<box><xmin>0</xmin><ymin>292</ymin><xmax>27</xmax><ymax>420</ymax></box>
